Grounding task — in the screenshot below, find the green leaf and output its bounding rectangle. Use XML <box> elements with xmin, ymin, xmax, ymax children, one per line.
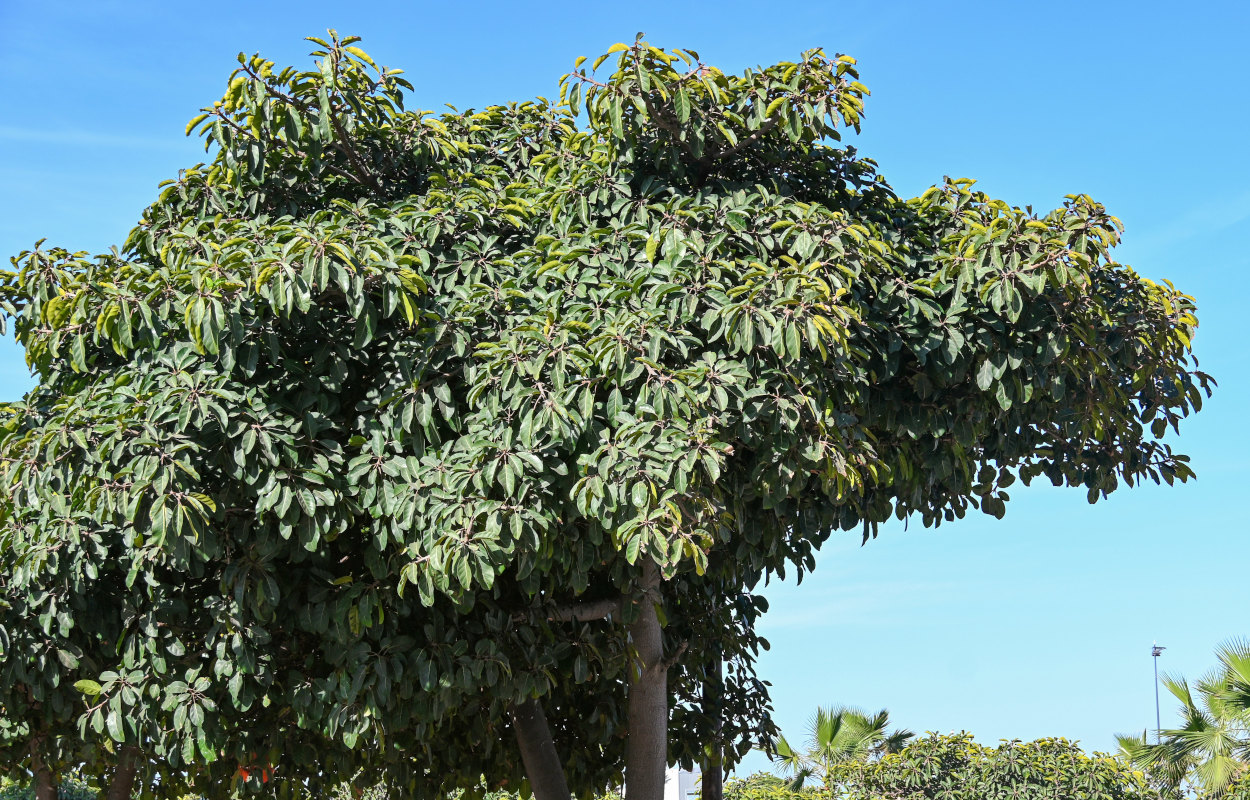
<box><xmin>609</xmin><ymin>96</ymin><xmax>624</xmax><ymax>139</ymax></box>
<box><xmin>674</xmin><ymin>86</ymin><xmax>691</xmax><ymax>124</ymax></box>
<box><xmin>106</xmin><ymin>709</ymin><xmax>125</xmax><ymax>743</ymax></box>
<box><xmin>631</xmin><ymin>481</ymin><xmax>650</xmax><ymax>508</ymax></box>
<box><xmin>624</xmin><ymin>534</ymin><xmax>641</xmax><ymax>564</ymax></box>
<box><xmin>976</xmin><ymin>359</ymin><xmax>994</xmax><ymax>391</ymax></box>
<box><xmin>185</xmin><ymin>113</ymin><xmax>210</xmax><ymax>136</ymax></box>
<box><xmin>343</xmin><ymin>46</ymin><xmax>376</xmax><ymax>67</ymax></box>
<box><xmin>74</xmin><ymin>679</ymin><xmax>102</xmax><ymax>696</ymax></box>
<box><xmin>645</xmin><ymin>235</ymin><xmax>659</xmax><ymax>264</ymax></box>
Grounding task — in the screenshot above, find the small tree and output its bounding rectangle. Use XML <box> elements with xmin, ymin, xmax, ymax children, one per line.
<box><xmin>771</xmin><ymin>705</ymin><xmax>913</xmax><ymax>789</ymax></box>
<box><xmin>1</xmin><ymin>31</ymin><xmax>1211</xmax><ymax>799</ymax></box>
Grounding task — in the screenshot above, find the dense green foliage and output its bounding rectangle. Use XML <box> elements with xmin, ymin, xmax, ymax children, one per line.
<box><xmin>0</xmin><ymin>29</ymin><xmax>1211</xmax><ymax>798</ymax></box>
<box><xmin>729</xmin><ymin>735</ymin><xmax>1177</xmax><ymax>799</ymax></box>
<box><xmin>724</xmin><ymin>772</ymin><xmax>815</xmax><ymax>800</ymax></box>
<box><xmin>832</xmin><ymin>734</ymin><xmax>1175</xmax><ymax>799</ymax></box>
<box><xmin>1118</xmin><ymin>639</ymin><xmax>1250</xmax><ymax>798</ymax></box>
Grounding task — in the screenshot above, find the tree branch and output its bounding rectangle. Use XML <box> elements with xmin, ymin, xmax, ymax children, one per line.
<box><xmin>547</xmin><ymin>596</ymin><xmax>623</xmax><ymax>622</ymax></box>
<box><xmin>512</xmin><ymin>595</ymin><xmax>624</xmax><ymax>625</ymax></box>
<box><xmin>210</xmin><ymin>108</ymin><xmax>367</xmax><ymax>187</ymax></box>
<box><xmin>325</xmin><ymin>106</ymin><xmax>384</xmax><ymax>194</ymax></box>
<box><xmin>662</xmin><ymin>639</ymin><xmax>689</xmax><ymax>671</ymax></box>
<box><xmin>708</xmin><ymin>115</ymin><xmax>781</xmax><ymax>162</ymax></box>
<box><xmin>235</xmin><ymin>60</ymin><xmax>383</xmax><ymax>193</ymax></box>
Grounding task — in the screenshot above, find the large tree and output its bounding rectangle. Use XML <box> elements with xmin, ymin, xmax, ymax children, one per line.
<box><xmin>0</xmin><ymin>31</ymin><xmax>1211</xmax><ymax>800</ymax></box>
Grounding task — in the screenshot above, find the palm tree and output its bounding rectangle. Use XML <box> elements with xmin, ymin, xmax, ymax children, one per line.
<box><xmin>1117</xmin><ymin>639</ymin><xmax>1250</xmax><ymax>798</ymax></box>
<box><xmin>770</xmin><ymin>705</ymin><xmax>914</xmax><ymax>790</ymax></box>
<box><xmin>1211</xmin><ymin>638</ymin><xmax>1250</xmax><ymax>718</ymax></box>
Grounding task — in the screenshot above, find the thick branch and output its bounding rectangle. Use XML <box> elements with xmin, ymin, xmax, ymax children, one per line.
<box><xmin>325</xmin><ymin>107</ymin><xmax>384</xmax><ymax>194</ymax></box>
<box><xmin>547</xmin><ymin>596</ymin><xmax>623</xmax><ymax>622</ymax></box>
<box><xmin>511</xmin><ymin>595</ymin><xmax>624</xmax><ymax>625</ymax></box>
<box><xmin>639</xmin><ymin>90</ymin><xmax>705</xmax><ymax>164</ymax></box>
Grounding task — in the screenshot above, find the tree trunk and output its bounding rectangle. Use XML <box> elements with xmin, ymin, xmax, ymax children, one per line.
<box><xmin>107</xmin><ymin>745</ymin><xmax>142</xmax><ymax>800</ymax></box>
<box><xmin>701</xmin><ymin>646</ymin><xmax>723</xmax><ymax>800</ymax></box>
<box><xmin>511</xmin><ymin>697</ymin><xmax>572</xmax><ymax>800</ymax></box>
<box><xmin>625</xmin><ymin>560</ymin><xmax>666</xmax><ymax>800</ymax></box>
<box><xmin>31</xmin><ymin>748</ymin><xmax>55</xmax><ymax>800</ymax></box>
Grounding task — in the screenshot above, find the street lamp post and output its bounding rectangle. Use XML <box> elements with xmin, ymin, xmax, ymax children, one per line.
<box><xmin>1152</xmin><ymin>643</ymin><xmax>1166</xmax><ymax>743</ymax></box>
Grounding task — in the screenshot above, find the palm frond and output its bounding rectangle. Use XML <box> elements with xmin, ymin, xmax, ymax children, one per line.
<box><xmin>1163</xmin><ymin>673</ymin><xmax>1198</xmax><ymax>711</ymax></box>
<box><xmin>1193</xmin><ymin>753</ymin><xmax>1240</xmax><ymax>794</ymax></box>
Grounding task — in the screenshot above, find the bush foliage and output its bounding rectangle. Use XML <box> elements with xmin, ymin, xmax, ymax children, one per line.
<box><xmin>730</xmin><ymin>734</ymin><xmax>1180</xmax><ymax>800</ymax></box>
<box><xmin>837</xmin><ymin>734</ymin><xmax>1176</xmax><ymax>799</ymax></box>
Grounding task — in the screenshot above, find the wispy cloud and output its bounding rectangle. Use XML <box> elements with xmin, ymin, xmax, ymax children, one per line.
<box><xmin>1130</xmin><ymin>189</ymin><xmax>1250</xmax><ymax>252</ymax></box>
<box><xmin>758</xmin><ymin>578</ymin><xmax>962</xmax><ymax>630</ymax></box>
<box><xmin>0</xmin><ymin>125</ymin><xmax>191</xmax><ymax>151</ymax></box>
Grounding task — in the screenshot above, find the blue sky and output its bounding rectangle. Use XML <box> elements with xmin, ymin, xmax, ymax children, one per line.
<box><xmin>2</xmin><ymin>0</ymin><xmax>1247</xmax><ymax>778</ymax></box>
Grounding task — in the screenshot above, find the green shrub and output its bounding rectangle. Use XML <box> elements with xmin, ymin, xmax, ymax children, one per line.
<box><xmin>0</xmin><ymin>773</ymin><xmax>96</xmax><ymax>800</ymax></box>
<box><xmin>724</xmin><ymin>772</ymin><xmax>817</xmax><ymax>800</ymax></box>
<box><xmin>829</xmin><ymin>733</ymin><xmax>1178</xmax><ymax>800</ymax></box>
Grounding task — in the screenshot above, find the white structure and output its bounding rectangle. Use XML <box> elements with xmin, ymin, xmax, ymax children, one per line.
<box><xmin>664</xmin><ymin>766</ymin><xmax>700</xmax><ymax>800</ymax></box>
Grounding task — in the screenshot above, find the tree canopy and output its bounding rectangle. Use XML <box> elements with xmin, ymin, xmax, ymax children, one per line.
<box><xmin>0</xmin><ymin>31</ymin><xmax>1211</xmax><ymax>800</ymax></box>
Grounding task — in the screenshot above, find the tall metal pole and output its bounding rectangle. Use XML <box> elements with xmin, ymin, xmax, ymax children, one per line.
<box><xmin>1152</xmin><ymin>643</ymin><xmax>1166</xmax><ymax>743</ymax></box>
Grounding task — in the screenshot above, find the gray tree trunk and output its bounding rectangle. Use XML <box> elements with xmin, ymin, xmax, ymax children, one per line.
<box><xmin>31</xmin><ymin>748</ymin><xmax>55</xmax><ymax>800</ymax></box>
<box><xmin>624</xmin><ymin>560</ymin><xmax>666</xmax><ymax>800</ymax></box>
<box><xmin>107</xmin><ymin>745</ymin><xmax>142</xmax><ymax>800</ymax></box>
<box><xmin>701</xmin><ymin>647</ymin><xmax>723</xmax><ymax>800</ymax></box>
<box><xmin>511</xmin><ymin>697</ymin><xmax>572</xmax><ymax>800</ymax></box>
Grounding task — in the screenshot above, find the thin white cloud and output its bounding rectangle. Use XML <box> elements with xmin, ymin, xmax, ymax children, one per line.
<box><xmin>1130</xmin><ymin>189</ymin><xmax>1250</xmax><ymax>252</ymax></box>
<box><xmin>758</xmin><ymin>578</ymin><xmax>963</xmax><ymax>630</ymax></box>
<box><xmin>0</xmin><ymin>125</ymin><xmax>190</xmax><ymax>151</ymax></box>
